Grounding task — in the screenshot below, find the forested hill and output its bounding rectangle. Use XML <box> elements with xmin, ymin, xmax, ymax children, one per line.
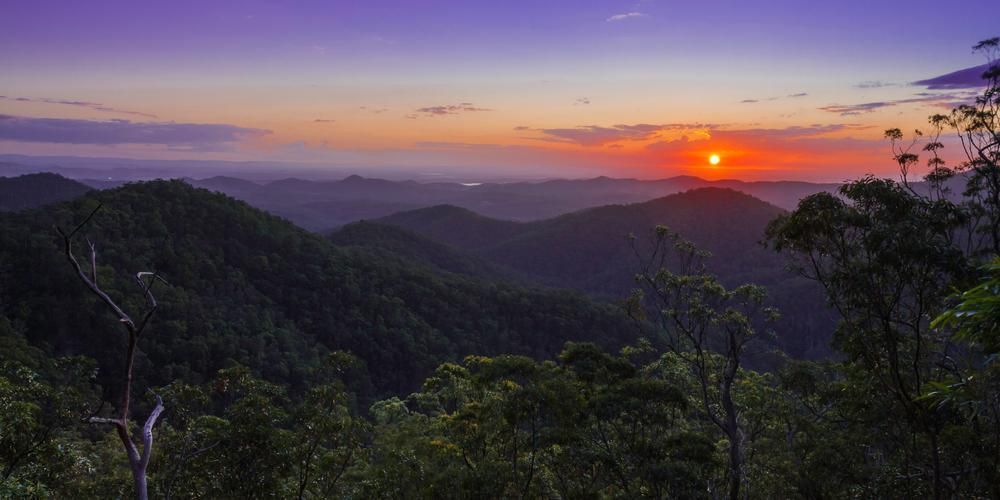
<box><xmin>378</xmin><ymin>188</ymin><xmax>836</xmax><ymax>358</ymax></box>
<box><xmin>0</xmin><ymin>180</ymin><xmax>638</xmax><ymax>398</ymax></box>
<box><xmin>328</xmin><ymin>220</ymin><xmax>518</xmax><ymax>281</ymax></box>
<box><xmin>0</xmin><ymin>172</ymin><xmax>92</xmax><ymax>211</ymax></box>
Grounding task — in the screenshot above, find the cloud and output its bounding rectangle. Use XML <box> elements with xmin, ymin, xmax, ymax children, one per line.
<box><xmin>0</xmin><ymin>115</ymin><xmax>270</xmax><ymax>149</ymax></box>
<box><xmin>538</xmin><ymin>123</ymin><xmax>717</xmax><ymax>147</ymax></box>
<box><xmin>513</xmin><ymin>125</ymin><xmax>531</xmax><ymax>131</ymax></box>
<box><xmin>413</xmin><ymin>102</ymin><xmax>491</xmax><ymax>116</ymax></box>
<box><xmin>574</xmin><ymin>97</ymin><xmax>591</xmax><ymax>105</ymax></box>
<box><xmin>0</xmin><ymin>95</ymin><xmax>158</xmax><ymax>118</ymax></box>
<box><xmin>740</xmin><ymin>93</ymin><xmax>807</xmax><ymax>104</ymax></box>
<box><xmin>819</xmin><ymin>91</ymin><xmax>978</xmax><ymax>116</ymax></box>
<box><xmin>854</xmin><ymin>81</ymin><xmax>897</xmax><ymax>89</ymax></box>
<box><xmin>913</xmin><ymin>63</ymin><xmax>994</xmax><ymax>89</ymax></box>
<box><xmin>606</xmin><ymin>12</ymin><xmax>647</xmax><ymax>22</ymax></box>
<box><xmin>359</xmin><ymin>106</ymin><xmax>388</xmax><ymax>114</ymax></box>
<box><xmin>819</xmin><ymin>102</ymin><xmax>894</xmax><ymax>115</ymax></box>
<box><xmin>645</xmin><ymin>124</ymin><xmax>854</xmax><ymax>152</ymax></box>
<box><xmin>314</xmin><ymin>118</ymin><xmax>336</xmax><ymax>123</ymax></box>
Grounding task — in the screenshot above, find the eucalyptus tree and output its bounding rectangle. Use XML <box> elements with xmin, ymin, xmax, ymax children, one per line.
<box><xmin>629</xmin><ymin>226</ymin><xmax>777</xmax><ymax>500</ymax></box>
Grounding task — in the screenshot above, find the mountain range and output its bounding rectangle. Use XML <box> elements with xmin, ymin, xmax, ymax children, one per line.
<box><xmin>1</xmin><ymin>171</ymin><xmax>838</xmax><ymax>362</ymax></box>
<box><xmin>345</xmin><ymin>188</ymin><xmax>837</xmax><ymax>359</ymax></box>
<box><xmin>182</xmin><ymin>174</ymin><xmax>842</xmax><ymax>231</ymax></box>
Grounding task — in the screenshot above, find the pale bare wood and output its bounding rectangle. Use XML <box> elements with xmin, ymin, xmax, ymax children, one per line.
<box><xmin>57</xmin><ymin>203</ymin><xmax>167</xmax><ymax>500</ymax></box>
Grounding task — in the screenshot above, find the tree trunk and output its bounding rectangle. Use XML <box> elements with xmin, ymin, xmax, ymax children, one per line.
<box><xmin>133</xmin><ymin>467</ymin><xmax>149</xmax><ymax>500</ymax></box>
<box><xmin>721</xmin><ymin>368</ymin><xmax>743</xmax><ymax>500</ymax></box>
<box><xmin>724</xmin><ymin>404</ymin><xmax>743</xmax><ymax>500</ymax></box>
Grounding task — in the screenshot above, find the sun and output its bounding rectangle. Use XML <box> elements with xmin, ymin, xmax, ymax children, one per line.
<box><xmin>708</xmin><ymin>154</ymin><xmax>721</xmax><ymax>166</ymax></box>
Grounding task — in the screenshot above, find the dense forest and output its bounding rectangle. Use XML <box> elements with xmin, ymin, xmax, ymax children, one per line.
<box><xmin>371</xmin><ymin>187</ymin><xmax>836</xmax><ymax>359</ymax></box>
<box><xmin>1</xmin><ymin>38</ymin><xmax>998</xmax><ymax>499</ymax></box>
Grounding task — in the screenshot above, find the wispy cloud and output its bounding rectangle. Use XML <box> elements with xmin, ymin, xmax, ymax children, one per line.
<box><xmin>854</xmin><ymin>80</ymin><xmax>897</xmax><ymax>89</ymax></box>
<box><xmin>819</xmin><ymin>102</ymin><xmax>894</xmax><ymax>115</ymax></box>
<box><xmin>359</xmin><ymin>106</ymin><xmax>388</xmax><ymax>114</ymax></box>
<box><xmin>413</xmin><ymin>102</ymin><xmax>491</xmax><ymax>117</ymax></box>
<box><xmin>740</xmin><ymin>93</ymin><xmax>807</xmax><ymax>104</ymax></box>
<box><xmin>819</xmin><ymin>91</ymin><xmax>978</xmax><ymax>116</ymax></box>
<box><xmin>0</xmin><ymin>95</ymin><xmax>157</xmax><ymax>118</ymax></box>
<box><xmin>538</xmin><ymin>123</ymin><xmax>717</xmax><ymax>146</ymax></box>
<box><xmin>606</xmin><ymin>12</ymin><xmax>647</xmax><ymax>22</ymax></box>
<box><xmin>0</xmin><ymin>115</ymin><xmax>270</xmax><ymax>149</ymax></box>
<box><xmin>314</xmin><ymin>118</ymin><xmax>336</xmax><ymax>123</ymax></box>
<box><xmin>574</xmin><ymin>97</ymin><xmax>591</xmax><ymax>105</ymax></box>
<box><xmin>645</xmin><ymin>124</ymin><xmax>855</xmax><ymax>152</ymax></box>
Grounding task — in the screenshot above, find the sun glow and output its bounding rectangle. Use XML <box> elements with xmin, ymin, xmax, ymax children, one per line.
<box><xmin>709</xmin><ymin>154</ymin><xmax>721</xmax><ymax>166</ymax></box>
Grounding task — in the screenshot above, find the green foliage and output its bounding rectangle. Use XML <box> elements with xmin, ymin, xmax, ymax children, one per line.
<box><xmin>933</xmin><ymin>257</ymin><xmax>1000</xmax><ymax>354</ymax></box>
<box><xmin>380</xmin><ymin>188</ymin><xmax>838</xmax><ymax>361</ymax></box>
<box><xmin>762</xmin><ymin>39</ymin><xmax>1000</xmax><ymax>497</ymax></box>
<box><xmin>357</xmin><ymin>343</ymin><xmax>717</xmax><ymax>499</ymax></box>
<box><xmin>0</xmin><ymin>180</ymin><xmax>638</xmax><ymax>400</ymax></box>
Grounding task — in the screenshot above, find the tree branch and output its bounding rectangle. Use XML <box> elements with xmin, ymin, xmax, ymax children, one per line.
<box><xmin>140</xmin><ymin>393</ymin><xmax>164</xmax><ymax>470</ymax></box>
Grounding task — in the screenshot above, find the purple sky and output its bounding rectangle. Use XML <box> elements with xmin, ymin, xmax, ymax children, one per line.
<box><xmin>1</xmin><ymin>0</ymin><xmax>997</xmax><ymax>181</ymax></box>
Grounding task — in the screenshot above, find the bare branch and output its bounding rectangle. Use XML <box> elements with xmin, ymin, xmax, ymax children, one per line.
<box><xmin>140</xmin><ymin>393</ymin><xmax>165</xmax><ymax>470</ymax></box>
<box><xmin>87</xmin><ymin>238</ymin><xmax>98</xmax><ymax>286</ymax></box>
<box><xmin>56</xmin><ymin>204</ymin><xmax>136</xmax><ymax>331</ymax></box>
<box><xmin>88</xmin><ymin>416</ymin><xmax>122</xmax><ymax>426</ymax></box>
<box><xmin>134</xmin><ymin>272</ymin><xmax>169</xmax><ymax>335</ymax></box>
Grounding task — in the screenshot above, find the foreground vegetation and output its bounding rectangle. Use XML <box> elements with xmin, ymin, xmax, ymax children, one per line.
<box><xmin>1</xmin><ymin>38</ymin><xmax>998</xmax><ymax>498</ymax></box>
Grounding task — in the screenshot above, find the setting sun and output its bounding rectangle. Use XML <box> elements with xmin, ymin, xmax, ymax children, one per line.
<box><xmin>709</xmin><ymin>154</ymin><xmax>721</xmax><ymax>166</ymax></box>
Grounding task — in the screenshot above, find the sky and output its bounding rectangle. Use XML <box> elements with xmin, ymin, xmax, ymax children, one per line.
<box><xmin>1</xmin><ymin>0</ymin><xmax>997</xmax><ymax>182</ymax></box>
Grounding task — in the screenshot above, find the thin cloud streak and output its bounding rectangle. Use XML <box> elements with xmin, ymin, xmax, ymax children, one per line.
<box><xmin>413</xmin><ymin>103</ymin><xmax>491</xmax><ymax>117</ymax></box>
<box><xmin>819</xmin><ymin>91</ymin><xmax>979</xmax><ymax>115</ymax></box>
<box><xmin>606</xmin><ymin>12</ymin><xmax>647</xmax><ymax>22</ymax></box>
<box><xmin>0</xmin><ymin>115</ymin><xmax>270</xmax><ymax>149</ymax></box>
<box><xmin>537</xmin><ymin>123</ymin><xmax>718</xmax><ymax>146</ymax></box>
<box><xmin>0</xmin><ymin>96</ymin><xmax>158</xmax><ymax>119</ymax></box>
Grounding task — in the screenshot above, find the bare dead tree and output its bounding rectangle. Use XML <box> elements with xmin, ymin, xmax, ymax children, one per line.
<box><xmin>56</xmin><ymin>203</ymin><xmax>167</xmax><ymax>500</ymax></box>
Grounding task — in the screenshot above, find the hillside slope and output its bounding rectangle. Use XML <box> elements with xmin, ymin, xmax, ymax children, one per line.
<box><xmin>379</xmin><ymin>188</ymin><xmax>835</xmax><ymax>358</ymax></box>
<box><xmin>0</xmin><ymin>181</ymin><xmax>639</xmax><ymax>397</ymax></box>
<box><xmin>328</xmin><ymin>220</ymin><xmax>517</xmax><ymax>281</ymax></box>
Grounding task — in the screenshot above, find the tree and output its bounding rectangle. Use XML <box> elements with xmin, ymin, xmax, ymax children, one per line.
<box><xmin>946</xmin><ymin>38</ymin><xmax>1000</xmax><ymax>254</ymax></box>
<box><xmin>56</xmin><ymin>203</ymin><xmax>168</xmax><ymax>500</ymax></box>
<box><xmin>763</xmin><ymin>37</ymin><xmax>1000</xmax><ymax>498</ymax></box>
<box><xmin>928</xmin><ymin>258</ymin><xmax>1000</xmax><ymax>495</ymax></box>
<box><xmin>629</xmin><ymin>226</ymin><xmax>777</xmax><ymax>500</ymax></box>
